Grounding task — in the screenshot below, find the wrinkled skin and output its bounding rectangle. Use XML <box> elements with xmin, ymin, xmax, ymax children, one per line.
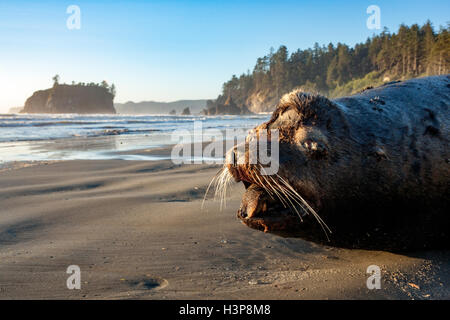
<box><xmin>226</xmin><ymin>75</ymin><xmax>450</xmax><ymax>251</ymax></box>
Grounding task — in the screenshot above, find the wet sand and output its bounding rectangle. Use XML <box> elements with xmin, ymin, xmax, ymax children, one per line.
<box><xmin>0</xmin><ymin>154</ymin><xmax>449</xmax><ymax>299</ymax></box>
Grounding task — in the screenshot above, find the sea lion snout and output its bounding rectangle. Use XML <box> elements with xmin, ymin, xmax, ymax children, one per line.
<box><xmin>237</xmin><ymin>184</ymin><xmax>306</xmax><ymax>234</ymax></box>
<box><xmin>238</xmin><ymin>184</ymin><xmax>270</xmax><ymax>219</ymax></box>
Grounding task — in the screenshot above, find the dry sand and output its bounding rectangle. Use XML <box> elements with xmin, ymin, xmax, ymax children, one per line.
<box><xmin>0</xmin><ymin>155</ymin><xmax>449</xmax><ymax>299</ymax></box>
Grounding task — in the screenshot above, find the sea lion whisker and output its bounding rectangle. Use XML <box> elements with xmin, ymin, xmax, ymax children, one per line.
<box><xmin>211</xmin><ymin>167</ymin><xmax>230</xmax><ymax>210</ymax></box>
<box><xmin>219</xmin><ymin>171</ymin><xmax>226</xmax><ymax>209</ymax></box>
<box><xmin>249</xmin><ymin>166</ymin><xmax>275</xmax><ymax>200</ymax></box>
<box><xmin>250</xmin><ymin>167</ymin><xmax>276</xmax><ymax>200</ymax></box>
<box><xmin>216</xmin><ymin>173</ymin><xmax>223</xmax><ymax>208</ymax></box>
<box><xmin>223</xmin><ymin>168</ymin><xmax>234</xmax><ymax>209</ymax></box>
<box><xmin>222</xmin><ymin>169</ymin><xmax>233</xmax><ymax>209</ymax></box>
<box><xmin>216</xmin><ymin>168</ymin><xmax>231</xmax><ymax>210</ymax></box>
<box><xmin>281</xmin><ymin>184</ymin><xmax>331</xmax><ymax>240</ymax></box>
<box><xmin>255</xmin><ymin>166</ymin><xmax>318</xmax><ymax>225</ymax></box>
<box><xmin>277</xmin><ymin>186</ymin><xmax>309</xmax><ymax>216</ymax></box>
<box><xmin>256</xmin><ymin>165</ymin><xmax>290</xmax><ymax>208</ymax></box>
<box><xmin>276</xmin><ymin>174</ymin><xmax>332</xmax><ymax>236</ymax></box>
<box><xmin>264</xmin><ymin>168</ymin><xmax>329</xmax><ymax>233</ymax></box>
<box><xmin>276</xmin><ymin>177</ymin><xmax>321</xmax><ymax>221</ymax></box>
<box><xmin>276</xmin><ymin>185</ymin><xmax>315</xmax><ymax>224</ymax></box>
<box><xmin>202</xmin><ymin>168</ymin><xmax>224</xmax><ymax>210</ymax></box>
<box><xmin>213</xmin><ymin>171</ymin><xmax>222</xmax><ymax>200</ymax></box>
<box><xmin>261</xmin><ymin>172</ymin><xmax>294</xmax><ymax>212</ymax></box>
<box><xmin>266</xmin><ymin>174</ymin><xmax>304</xmax><ymax>222</ymax></box>
<box><xmin>262</xmin><ymin>177</ymin><xmax>305</xmax><ymax>226</ymax></box>
<box><xmin>263</xmin><ymin>173</ymin><xmax>310</xmax><ymax>214</ymax></box>
<box><xmin>260</xmin><ymin>174</ymin><xmax>289</xmax><ymax>209</ymax></box>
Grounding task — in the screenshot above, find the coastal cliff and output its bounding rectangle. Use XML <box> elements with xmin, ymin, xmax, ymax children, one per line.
<box><xmin>202</xmin><ymin>96</ymin><xmax>253</xmax><ymax>115</ymax></box>
<box><xmin>22</xmin><ymin>84</ymin><xmax>116</xmax><ymax>114</ymax></box>
<box><xmin>244</xmin><ymin>89</ymin><xmax>279</xmax><ymax>113</ymax></box>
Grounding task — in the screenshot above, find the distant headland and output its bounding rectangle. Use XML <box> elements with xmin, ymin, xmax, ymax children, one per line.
<box><xmin>114</xmin><ymin>100</ymin><xmax>209</xmax><ymax>115</ymax></box>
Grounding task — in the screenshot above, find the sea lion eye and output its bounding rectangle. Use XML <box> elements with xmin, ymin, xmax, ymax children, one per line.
<box><xmin>304</xmin><ymin>140</ymin><xmax>318</xmax><ymax>150</ymax></box>
<box><xmin>303</xmin><ymin>140</ymin><xmax>328</xmax><ymax>159</ymax></box>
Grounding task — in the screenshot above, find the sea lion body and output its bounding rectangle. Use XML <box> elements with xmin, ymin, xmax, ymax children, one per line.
<box><xmin>226</xmin><ymin>75</ymin><xmax>450</xmax><ymax>250</ymax></box>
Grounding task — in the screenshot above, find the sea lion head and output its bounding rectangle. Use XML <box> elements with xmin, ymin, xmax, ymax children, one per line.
<box><xmin>215</xmin><ymin>78</ymin><xmax>450</xmax><ymax>250</ymax></box>
<box><xmin>223</xmin><ymin>90</ymin><xmax>350</xmax><ymax>242</ymax></box>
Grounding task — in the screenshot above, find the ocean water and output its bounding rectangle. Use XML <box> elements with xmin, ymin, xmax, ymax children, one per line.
<box><xmin>0</xmin><ymin>113</ymin><xmax>270</xmax><ymax>163</ymax></box>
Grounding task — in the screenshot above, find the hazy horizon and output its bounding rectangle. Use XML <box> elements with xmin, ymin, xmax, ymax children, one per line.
<box><xmin>1</xmin><ymin>0</ymin><xmax>449</xmax><ymax>112</ymax></box>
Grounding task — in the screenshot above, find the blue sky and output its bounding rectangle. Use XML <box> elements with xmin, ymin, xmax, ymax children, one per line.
<box><xmin>0</xmin><ymin>0</ymin><xmax>448</xmax><ymax>112</ymax></box>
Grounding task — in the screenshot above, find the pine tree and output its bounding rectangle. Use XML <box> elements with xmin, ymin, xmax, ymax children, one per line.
<box><xmin>218</xmin><ymin>22</ymin><xmax>449</xmax><ymax>107</ymax></box>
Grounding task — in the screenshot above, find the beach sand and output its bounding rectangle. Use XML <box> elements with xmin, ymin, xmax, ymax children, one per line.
<box><xmin>0</xmin><ymin>155</ymin><xmax>449</xmax><ymax>299</ymax></box>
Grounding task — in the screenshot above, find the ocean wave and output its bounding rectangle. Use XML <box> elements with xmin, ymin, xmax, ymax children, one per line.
<box><xmin>96</xmin><ymin>128</ymin><xmax>160</xmax><ymax>136</ymax></box>
<box><xmin>0</xmin><ymin>114</ymin><xmax>269</xmax><ymax>143</ymax></box>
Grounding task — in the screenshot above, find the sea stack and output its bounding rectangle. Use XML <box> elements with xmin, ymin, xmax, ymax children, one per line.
<box><xmin>21</xmin><ymin>84</ymin><xmax>116</xmax><ymax>114</ymax></box>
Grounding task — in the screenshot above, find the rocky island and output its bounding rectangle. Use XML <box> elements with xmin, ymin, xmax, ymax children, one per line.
<box><xmin>21</xmin><ymin>77</ymin><xmax>116</xmax><ymax>114</ymax></box>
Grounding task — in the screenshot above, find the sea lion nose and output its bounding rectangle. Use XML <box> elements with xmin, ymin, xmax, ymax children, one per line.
<box><xmin>238</xmin><ymin>208</ymin><xmax>248</xmax><ymax>219</ymax></box>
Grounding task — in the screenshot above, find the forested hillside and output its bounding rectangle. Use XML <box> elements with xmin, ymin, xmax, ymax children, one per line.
<box><xmin>217</xmin><ymin>22</ymin><xmax>449</xmax><ymax>113</ymax></box>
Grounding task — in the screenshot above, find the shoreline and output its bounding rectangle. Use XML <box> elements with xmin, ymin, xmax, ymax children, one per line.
<box><xmin>0</xmin><ymin>133</ymin><xmax>241</xmax><ymax>167</ymax></box>
<box><xmin>0</xmin><ymin>158</ymin><xmax>449</xmax><ymax>299</ymax></box>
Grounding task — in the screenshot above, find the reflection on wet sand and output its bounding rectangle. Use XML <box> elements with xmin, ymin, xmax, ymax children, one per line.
<box><xmin>0</xmin><ymin>134</ymin><xmax>171</xmax><ymax>163</ymax></box>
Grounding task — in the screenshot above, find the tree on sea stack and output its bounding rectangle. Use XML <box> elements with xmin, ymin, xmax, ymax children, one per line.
<box><xmin>110</xmin><ymin>83</ymin><xmax>116</xmax><ymax>99</ymax></box>
<box><xmin>52</xmin><ymin>74</ymin><xmax>60</xmax><ymax>87</ymax></box>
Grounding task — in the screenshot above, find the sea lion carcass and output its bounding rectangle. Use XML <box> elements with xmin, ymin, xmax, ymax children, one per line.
<box><xmin>224</xmin><ymin>75</ymin><xmax>449</xmax><ymax>250</ymax></box>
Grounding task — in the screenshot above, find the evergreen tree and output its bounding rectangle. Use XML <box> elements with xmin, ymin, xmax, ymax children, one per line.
<box><xmin>217</xmin><ymin>22</ymin><xmax>449</xmax><ymax>107</ymax></box>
